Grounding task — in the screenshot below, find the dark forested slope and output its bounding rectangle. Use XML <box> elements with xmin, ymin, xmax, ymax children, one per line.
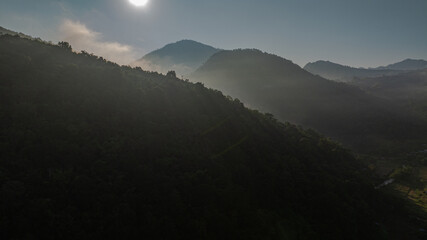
<box><xmin>0</xmin><ymin>25</ymin><xmax>34</xmax><ymax>39</ymax></box>
<box><xmin>0</xmin><ymin>26</ymin><xmax>17</xmax><ymax>36</ymax></box>
<box><xmin>0</xmin><ymin>36</ymin><xmax>415</xmax><ymax>239</ymax></box>
<box><xmin>192</xmin><ymin>49</ymin><xmax>426</xmax><ymax>153</ymax></box>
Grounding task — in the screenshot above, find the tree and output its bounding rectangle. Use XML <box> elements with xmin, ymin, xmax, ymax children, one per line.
<box><xmin>58</xmin><ymin>41</ymin><xmax>72</xmax><ymax>51</ymax></box>
<box><xmin>166</xmin><ymin>70</ymin><xmax>176</xmax><ymax>78</ymax></box>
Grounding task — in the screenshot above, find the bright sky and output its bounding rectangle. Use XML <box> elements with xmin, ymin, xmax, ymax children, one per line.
<box><xmin>1</xmin><ymin>0</ymin><xmax>426</xmax><ymax>67</ymax></box>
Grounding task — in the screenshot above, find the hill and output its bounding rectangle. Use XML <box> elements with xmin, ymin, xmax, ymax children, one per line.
<box><xmin>0</xmin><ymin>35</ymin><xmax>420</xmax><ymax>239</ymax></box>
<box><xmin>133</xmin><ymin>40</ymin><xmax>220</xmax><ymax>77</ymax></box>
<box><xmin>303</xmin><ymin>60</ymin><xmax>401</xmax><ymax>82</ymax></box>
<box><xmin>0</xmin><ymin>25</ymin><xmax>33</xmax><ymax>39</ymax></box>
<box><xmin>192</xmin><ymin>49</ymin><xmax>426</xmax><ymax>154</ymax></box>
<box><xmin>0</xmin><ymin>26</ymin><xmax>17</xmax><ymax>35</ymax></box>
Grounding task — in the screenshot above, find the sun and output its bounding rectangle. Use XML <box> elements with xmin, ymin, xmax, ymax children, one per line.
<box><xmin>129</xmin><ymin>0</ymin><xmax>149</xmax><ymax>7</ymax></box>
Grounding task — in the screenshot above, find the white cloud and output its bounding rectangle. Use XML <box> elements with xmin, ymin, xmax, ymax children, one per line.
<box><xmin>132</xmin><ymin>58</ymin><xmax>194</xmax><ymax>77</ymax></box>
<box><xmin>58</xmin><ymin>20</ymin><xmax>139</xmax><ymax>65</ymax></box>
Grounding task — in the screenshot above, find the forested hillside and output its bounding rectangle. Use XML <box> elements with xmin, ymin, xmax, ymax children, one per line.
<box><xmin>191</xmin><ymin>49</ymin><xmax>427</xmax><ymax>154</ymax></box>
<box><xmin>0</xmin><ymin>35</ymin><xmax>419</xmax><ymax>239</ymax></box>
<box><xmin>0</xmin><ymin>26</ymin><xmax>33</xmax><ymax>39</ymax></box>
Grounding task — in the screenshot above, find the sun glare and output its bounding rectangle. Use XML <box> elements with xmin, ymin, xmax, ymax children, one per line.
<box><xmin>129</xmin><ymin>0</ymin><xmax>149</xmax><ymax>7</ymax></box>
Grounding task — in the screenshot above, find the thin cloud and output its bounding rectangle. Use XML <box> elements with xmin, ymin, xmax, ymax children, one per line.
<box><xmin>58</xmin><ymin>20</ymin><xmax>139</xmax><ymax>65</ymax></box>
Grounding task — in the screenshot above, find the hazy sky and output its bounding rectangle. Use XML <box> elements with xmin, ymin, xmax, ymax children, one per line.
<box><xmin>1</xmin><ymin>0</ymin><xmax>426</xmax><ymax>67</ymax></box>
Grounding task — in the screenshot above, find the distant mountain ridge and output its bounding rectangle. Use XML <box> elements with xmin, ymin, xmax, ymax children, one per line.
<box><xmin>376</xmin><ymin>59</ymin><xmax>427</xmax><ymax>71</ymax></box>
<box><xmin>304</xmin><ymin>59</ymin><xmax>427</xmax><ymax>82</ymax></box>
<box><xmin>192</xmin><ymin>49</ymin><xmax>426</xmax><ymax>153</ymax></box>
<box><xmin>304</xmin><ymin>60</ymin><xmax>403</xmax><ymax>82</ymax></box>
<box><xmin>133</xmin><ymin>40</ymin><xmax>220</xmax><ymax>76</ymax></box>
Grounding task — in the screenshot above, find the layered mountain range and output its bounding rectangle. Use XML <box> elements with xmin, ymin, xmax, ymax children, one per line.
<box><xmin>191</xmin><ymin>49</ymin><xmax>426</xmax><ymax>153</ymax></box>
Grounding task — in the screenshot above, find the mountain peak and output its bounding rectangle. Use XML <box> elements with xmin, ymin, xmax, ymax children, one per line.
<box><xmin>133</xmin><ymin>39</ymin><xmax>220</xmax><ymax>76</ymax></box>
<box><xmin>199</xmin><ymin>49</ymin><xmax>299</xmax><ymax>72</ymax></box>
<box><xmin>304</xmin><ymin>60</ymin><xmax>353</xmax><ymax>69</ymax></box>
<box><xmin>171</xmin><ymin>39</ymin><xmax>210</xmax><ymax>45</ymax></box>
<box><xmin>153</xmin><ymin>39</ymin><xmax>217</xmax><ymax>53</ymax></box>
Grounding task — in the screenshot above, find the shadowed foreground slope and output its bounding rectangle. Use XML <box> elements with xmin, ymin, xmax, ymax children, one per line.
<box><xmin>0</xmin><ymin>36</ymin><xmax>417</xmax><ymax>239</ymax></box>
